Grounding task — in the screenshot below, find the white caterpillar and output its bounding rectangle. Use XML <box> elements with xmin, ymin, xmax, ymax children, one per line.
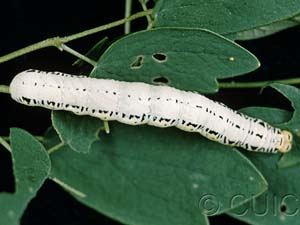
<box><xmin>10</xmin><ymin>69</ymin><xmax>292</xmax><ymax>153</ymax></box>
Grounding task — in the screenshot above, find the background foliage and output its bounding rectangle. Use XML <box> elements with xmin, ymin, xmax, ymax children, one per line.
<box><xmin>1</xmin><ymin>1</ymin><xmax>300</xmax><ymax>225</ymax></box>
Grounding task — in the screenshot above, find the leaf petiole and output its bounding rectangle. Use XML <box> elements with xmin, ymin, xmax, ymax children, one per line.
<box><xmin>219</xmin><ymin>77</ymin><xmax>300</xmax><ymax>89</ymax></box>
<box><xmin>0</xmin><ymin>137</ymin><xmax>11</xmax><ymax>152</ymax></box>
<box><xmin>60</xmin><ymin>44</ymin><xmax>97</xmax><ymax>67</ymax></box>
<box><xmin>48</xmin><ymin>142</ymin><xmax>65</xmax><ymax>154</ymax></box>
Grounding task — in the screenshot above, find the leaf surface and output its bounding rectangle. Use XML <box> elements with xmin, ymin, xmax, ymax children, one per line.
<box><xmin>50</xmin><ymin>123</ymin><xmax>267</xmax><ymax>225</ymax></box>
<box><xmin>52</xmin><ymin>111</ymin><xmax>102</xmax><ymax>153</ymax></box>
<box><xmin>92</xmin><ymin>28</ymin><xmax>259</xmax><ymax>93</ymax></box>
<box><xmin>0</xmin><ymin>128</ymin><xmax>50</xmax><ymax>225</ymax></box>
<box><xmin>153</xmin><ymin>0</ymin><xmax>300</xmax><ymax>38</ymax></box>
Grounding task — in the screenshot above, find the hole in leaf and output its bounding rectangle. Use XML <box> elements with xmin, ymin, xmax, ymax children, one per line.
<box><xmin>280</xmin><ymin>203</ymin><xmax>287</xmax><ymax>213</ymax></box>
<box><xmin>152</xmin><ymin>53</ymin><xmax>167</xmax><ymax>62</ymax></box>
<box><xmin>152</xmin><ymin>76</ymin><xmax>169</xmax><ymax>85</ymax></box>
<box><xmin>131</xmin><ymin>55</ymin><xmax>144</xmax><ymax>69</ymax></box>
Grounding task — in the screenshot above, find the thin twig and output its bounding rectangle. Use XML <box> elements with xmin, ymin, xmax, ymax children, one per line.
<box><xmin>218</xmin><ymin>77</ymin><xmax>300</xmax><ymax>89</ymax></box>
<box><xmin>0</xmin><ymin>37</ymin><xmax>62</xmax><ymax>64</ymax></box>
<box><xmin>0</xmin><ymin>9</ymin><xmax>153</xmax><ymax>64</ymax></box>
<box><xmin>139</xmin><ymin>0</ymin><xmax>153</xmax><ymax>29</ymax></box>
<box><xmin>125</xmin><ymin>0</ymin><xmax>133</xmax><ymax>34</ymax></box>
<box><xmin>0</xmin><ymin>137</ymin><xmax>11</xmax><ymax>152</ymax></box>
<box><xmin>60</xmin><ymin>44</ymin><xmax>97</xmax><ymax>67</ymax></box>
<box><xmin>63</xmin><ymin>9</ymin><xmax>152</xmax><ymax>42</ymax></box>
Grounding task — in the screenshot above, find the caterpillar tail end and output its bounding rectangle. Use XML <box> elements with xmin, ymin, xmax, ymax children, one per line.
<box><xmin>277</xmin><ymin>130</ymin><xmax>293</xmax><ymax>153</ymax></box>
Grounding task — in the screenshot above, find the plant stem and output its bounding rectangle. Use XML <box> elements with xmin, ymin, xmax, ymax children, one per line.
<box><xmin>48</xmin><ymin>142</ymin><xmax>65</xmax><ymax>154</ymax></box>
<box><xmin>0</xmin><ymin>37</ymin><xmax>62</xmax><ymax>64</ymax></box>
<box><xmin>64</xmin><ymin>9</ymin><xmax>152</xmax><ymax>42</ymax></box>
<box><xmin>218</xmin><ymin>77</ymin><xmax>300</xmax><ymax>89</ymax></box>
<box><xmin>139</xmin><ymin>0</ymin><xmax>152</xmax><ymax>27</ymax></box>
<box><xmin>1</xmin><ymin>135</ymin><xmax>44</xmax><ymax>142</ymax></box>
<box><xmin>125</xmin><ymin>0</ymin><xmax>133</xmax><ymax>34</ymax></box>
<box><xmin>0</xmin><ymin>85</ymin><xmax>10</xmax><ymax>94</ymax></box>
<box><xmin>0</xmin><ymin>9</ymin><xmax>153</xmax><ymax>64</ymax></box>
<box><xmin>60</xmin><ymin>44</ymin><xmax>97</xmax><ymax>67</ymax></box>
<box><xmin>0</xmin><ymin>137</ymin><xmax>11</xmax><ymax>152</ymax></box>
<box><xmin>51</xmin><ymin>177</ymin><xmax>86</xmax><ymax>198</ymax></box>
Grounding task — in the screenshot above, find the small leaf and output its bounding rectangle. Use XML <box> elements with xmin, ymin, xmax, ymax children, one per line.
<box><xmin>50</xmin><ymin>122</ymin><xmax>267</xmax><ymax>225</ymax></box>
<box><xmin>92</xmin><ymin>27</ymin><xmax>259</xmax><ymax>93</ymax></box>
<box><xmin>51</xmin><ymin>111</ymin><xmax>102</xmax><ymax>153</ymax></box>
<box><xmin>153</xmin><ymin>0</ymin><xmax>300</xmax><ymax>36</ymax></box>
<box><xmin>0</xmin><ymin>128</ymin><xmax>50</xmax><ymax>225</ymax></box>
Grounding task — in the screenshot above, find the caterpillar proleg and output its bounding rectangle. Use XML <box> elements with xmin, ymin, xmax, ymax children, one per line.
<box><xmin>10</xmin><ymin>69</ymin><xmax>292</xmax><ymax>153</ymax></box>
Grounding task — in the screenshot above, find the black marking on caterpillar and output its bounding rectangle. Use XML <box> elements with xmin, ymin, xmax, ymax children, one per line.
<box><xmin>10</xmin><ymin>69</ymin><xmax>293</xmax><ymax>153</ymax></box>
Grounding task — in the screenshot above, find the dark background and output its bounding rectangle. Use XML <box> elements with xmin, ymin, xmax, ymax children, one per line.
<box><xmin>0</xmin><ymin>1</ymin><xmax>299</xmax><ymax>224</ymax></box>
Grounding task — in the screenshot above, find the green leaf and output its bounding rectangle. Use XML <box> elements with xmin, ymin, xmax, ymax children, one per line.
<box><xmin>0</xmin><ymin>128</ymin><xmax>50</xmax><ymax>225</ymax></box>
<box><xmin>227</xmin><ymin>107</ymin><xmax>300</xmax><ymax>224</ymax></box>
<box><xmin>51</xmin><ymin>111</ymin><xmax>102</xmax><ymax>153</ymax></box>
<box><xmin>227</xmin><ymin>13</ymin><xmax>300</xmax><ymax>40</ymax></box>
<box><xmin>49</xmin><ymin>122</ymin><xmax>267</xmax><ymax>225</ymax></box>
<box><xmin>153</xmin><ymin>0</ymin><xmax>300</xmax><ymax>36</ymax></box>
<box><xmin>92</xmin><ymin>27</ymin><xmax>259</xmax><ymax>93</ymax></box>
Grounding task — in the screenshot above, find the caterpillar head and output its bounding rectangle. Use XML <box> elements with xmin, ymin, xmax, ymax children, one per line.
<box><xmin>10</xmin><ymin>69</ymin><xmax>41</xmax><ymax>105</ymax></box>
<box><xmin>10</xmin><ymin>69</ymin><xmax>64</xmax><ymax>108</ymax></box>
<box><xmin>277</xmin><ymin>130</ymin><xmax>293</xmax><ymax>153</ymax></box>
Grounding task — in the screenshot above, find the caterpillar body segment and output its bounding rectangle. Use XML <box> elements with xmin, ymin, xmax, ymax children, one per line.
<box><xmin>10</xmin><ymin>69</ymin><xmax>293</xmax><ymax>153</ymax></box>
